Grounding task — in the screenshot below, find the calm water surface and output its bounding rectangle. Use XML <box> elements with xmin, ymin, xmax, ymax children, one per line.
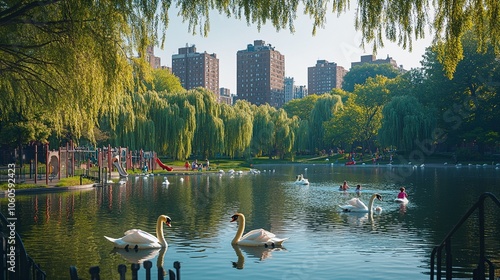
<box><xmin>2</xmin><ymin>164</ymin><xmax>500</xmax><ymax>279</ymax></box>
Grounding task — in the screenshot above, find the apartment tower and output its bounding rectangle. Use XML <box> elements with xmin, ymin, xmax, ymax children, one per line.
<box><xmin>236</xmin><ymin>40</ymin><xmax>285</xmax><ymax>107</ymax></box>
<box><xmin>308</xmin><ymin>60</ymin><xmax>347</xmax><ymax>95</ymax></box>
<box><xmin>172</xmin><ymin>45</ymin><xmax>219</xmax><ymax>93</ymax></box>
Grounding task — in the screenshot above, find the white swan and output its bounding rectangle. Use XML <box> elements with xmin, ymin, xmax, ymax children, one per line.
<box><xmin>231</xmin><ymin>213</ymin><xmax>288</xmax><ymax>247</ymax></box>
<box><xmin>162</xmin><ymin>177</ymin><xmax>170</xmax><ymax>185</ymax></box>
<box><xmin>339</xmin><ymin>193</ymin><xmax>383</xmax><ymax>213</ymax></box>
<box><xmin>104</xmin><ymin>215</ymin><xmax>171</xmax><ymax>249</ymax></box>
<box><xmin>295</xmin><ymin>174</ymin><xmax>309</xmax><ymax>185</ymax></box>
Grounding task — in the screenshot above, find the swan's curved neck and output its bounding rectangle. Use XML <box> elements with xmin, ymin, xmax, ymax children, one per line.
<box><xmin>368</xmin><ymin>194</ymin><xmax>377</xmax><ymax>213</ymax></box>
<box><xmin>156</xmin><ymin>216</ymin><xmax>167</xmax><ymax>247</ymax></box>
<box><xmin>232</xmin><ymin>214</ymin><xmax>245</xmax><ymax>245</ymax></box>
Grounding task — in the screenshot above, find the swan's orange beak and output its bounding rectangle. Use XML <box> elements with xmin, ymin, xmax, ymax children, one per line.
<box><xmin>230</xmin><ymin>215</ymin><xmax>238</xmax><ymax>222</ymax></box>
<box><xmin>165</xmin><ymin>217</ymin><xmax>172</xmax><ymax>227</ymax></box>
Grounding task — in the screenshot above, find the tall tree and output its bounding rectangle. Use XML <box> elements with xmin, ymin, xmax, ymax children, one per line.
<box><xmin>421</xmin><ymin>32</ymin><xmax>500</xmax><ymax>151</ymax></box>
<box><xmin>342</xmin><ymin>63</ymin><xmax>400</xmax><ymax>92</ymax></box>
<box><xmin>309</xmin><ymin>94</ymin><xmax>343</xmax><ymax>152</ymax></box>
<box><xmin>378</xmin><ymin>95</ymin><xmax>436</xmax><ymax>151</ymax></box>
<box><xmin>282</xmin><ymin>94</ymin><xmax>320</xmax><ymax>120</ymax></box>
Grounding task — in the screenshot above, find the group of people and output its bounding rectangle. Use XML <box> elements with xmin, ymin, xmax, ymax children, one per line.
<box><xmin>339</xmin><ymin>180</ymin><xmax>409</xmax><ymax>200</ymax></box>
<box><xmin>184</xmin><ymin>159</ymin><xmax>210</xmax><ymax>171</ymax></box>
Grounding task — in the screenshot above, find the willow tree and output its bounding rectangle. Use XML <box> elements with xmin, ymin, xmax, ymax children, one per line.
<box><xmin>0</xmin><ymin>0</ymin><xmax>164</xmax><ymax>145</ymax></box>
<box><xmin>309</xmin><ymin>94</ymin><xmax>343</xmax><ymax>152</ymax></box>
<box><xmin>272</xmin><ymin>109</ymin><xmax>298</xmax><ymax>160</ymax></box>
<box><xmin>185</xmin><ymin>89</ymin><xmax>224</xmax><ymax>158</ymax></box>
<box><xmin>294</xmin><ymin>119</ymin><xmax>310</xmax><ymax>154</ymax></box>
<box><xmin>378</xmin><ymin>95</ymin><xmax>436</xmax><ymax>151</ymax></box>
<box><xmin>251</xmin><ymin>104</ymin><xmax>276</xmax><ymax>158</ymax></box>
<box><xmin>163</xmin><ymin>92</ymin><xmax>196</xmax><ymax>160</ymax></box>
<box><xmin>220</xmin><ymin>101</ymin><xmax>253</xmax><ymax>158</ymax></box>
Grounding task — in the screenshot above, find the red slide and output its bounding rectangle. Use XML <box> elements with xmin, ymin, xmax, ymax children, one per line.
<box><xmin>155</xmin><ymin>158</ymin><xmax>173</xmax><ymax>171</ymax></box>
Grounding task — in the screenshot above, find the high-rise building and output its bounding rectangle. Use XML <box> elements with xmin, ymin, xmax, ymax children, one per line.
<box><xmin>295</xmin><ymin>85</ymin><xmax>308</xmax><ymax>99</ymax></box>
<box><xmin>284</xmin><ymin>77</ymin><xmax>295</xmax><ymax>104</ymax></box>
<box><xmin>172</xmin><ymin>45</ymin><xmax>219</xmax><ymax>93</ymax></box>
<box><xmin>284</xmin><ymin>77</ymin><xmax>308</xmax><ymax>103</ymax></box>
<box><xmin>351</xmin><ymin>54</ymin><xmax>405</xmax><ymax>73</ymax></box>
<box><xmin>146</xmin><ymin>46</ymin><xmax>161</xmax><ymax>69</ymax></box>
<box><xmin>308</xmin><ymin>60</ymin><xmax>347</xmax><ymax>95</ymax></box>
<box><xmin>236</xmin><ymin>40</ymin><xmax>285</xmax><ymax>108</ymax></box>
<box><xmin>219</xmin><ymin>87</ymin><xmax>233</xmax><ymax>105</ymax></box>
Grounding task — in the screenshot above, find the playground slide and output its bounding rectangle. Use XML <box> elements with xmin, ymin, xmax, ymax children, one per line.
<box><xmin>155</xmin><ymin>158</ymin><xmax>173</xmax><ymax>171</ymax></box>
<box><xmin>113</xmin><ymin>161</ymin><xmax>129</xmax><ymax>177</ymax></box>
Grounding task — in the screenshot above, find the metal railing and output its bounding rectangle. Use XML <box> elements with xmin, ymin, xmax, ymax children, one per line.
<box><xmin>430</xmin><ymin>192</ymin><xmax>500</xmax><ymax>280</ymax></box>
<box><xmin>69</xmin><ymin>260</ymin><xmax>180</xmax><ymax>280</ymax></box>
<box><xmin>0</xmin><ymin>212</ymin><xmax>46</xmax><ymax>280</ymax></box>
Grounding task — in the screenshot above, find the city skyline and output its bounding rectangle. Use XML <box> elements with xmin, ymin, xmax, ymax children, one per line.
<box><xmin>156</xmin><ymin>7</ymin><xmax>433</xmax><ymax>94</ymax></box>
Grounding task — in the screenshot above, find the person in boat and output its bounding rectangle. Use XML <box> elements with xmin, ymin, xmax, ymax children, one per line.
<box><xmin>340</xmin><ymin>181</ymin><xmax>349</xmax><ymax>191</ymax></box>
<box><xmin>355</xmin><ymin>184</ymin><xmax>362</xmax><ymax>195</ymax></box>
<box><xmin>397</xmin><ymin>187</ymin><xmax>408</xmax><ymax>199</ymax></box>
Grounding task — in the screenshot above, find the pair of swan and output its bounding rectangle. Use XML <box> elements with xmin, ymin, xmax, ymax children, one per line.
<box><xmin>295</xmin><ymin>174</ymin><xmax>309</xmax><ymax>185</ymax></box>
<box><xmin>339</xmin><ymin>193</ymin><xmax>383</xmax><ymax>213</ymax></box>
<box><xmin>105</xmin><ymin>212</ymin><xmax>288</xmax><ymax>250</ymax></box>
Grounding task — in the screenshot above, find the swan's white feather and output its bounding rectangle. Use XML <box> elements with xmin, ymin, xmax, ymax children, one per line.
<box><xmin>238</xmin><ymin>229</ymin><xmax>287</xmax><ymax>246</ymax></box>
<box><xmin>121</xmin><ymin>229</ymin><xmax>159</xmax><ymax>244</ymax></box>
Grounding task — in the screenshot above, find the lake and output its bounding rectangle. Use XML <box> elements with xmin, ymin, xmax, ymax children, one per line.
<box><xmin>2</xmin><ymin>163</ymin><xmax>500</xmax><ymax>279</ymax></box>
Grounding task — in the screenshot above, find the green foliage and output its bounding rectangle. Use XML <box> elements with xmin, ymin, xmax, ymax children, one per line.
<box><xmin>282</xmin><ymin>94</ymin><xmax>320</xmax><ymax>119</ymax></box>
<box><xmin>421</xmin><ymin>32</ymin><xmax>500</xmax><ymax>148</ymax></box>
<box><xmin>146</xmin><ymin>69</ymin><xmax>185</xmax><ymax>94</ymax></box>
<box><xmin>309</xmin><ymin>94</ymin><xmax>343</xmax><ymax>151</ymax></box>
<box><xmin>342</xmin><ymin>64</ymin><xmax>400</xmax><ymax>92</ymax></box>
<box><xmin>378</xmin><ymin>95</ymin><xmax>436</xmax><ymax>151</ymax></box>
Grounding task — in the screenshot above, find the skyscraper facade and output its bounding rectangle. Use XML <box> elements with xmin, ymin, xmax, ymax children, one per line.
<box><xmin>172</xmin><ymin>45</ymin><xmax>219</xmax><ymax>93</ymax></box>
<box><xmin>307</xmin><ymin>60</ymin><xmax>347</xmax><ymax>95</ymax></box>
<box><xmin>236</xmin><ymin>40</ymin><xmax>285</xmax><ymax>108</ymax></box>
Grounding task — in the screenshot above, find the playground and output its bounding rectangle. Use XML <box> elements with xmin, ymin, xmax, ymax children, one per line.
<box><xmin>0</xmin><ymin>142</ymin><xmax>176</xmax><ymax>188</ymax></box>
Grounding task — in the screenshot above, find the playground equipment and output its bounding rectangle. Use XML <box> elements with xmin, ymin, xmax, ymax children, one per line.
<box><xmin>155</xmin><ymin>158</ymin><xmax>173</xmax><ymax>171</ymax></box>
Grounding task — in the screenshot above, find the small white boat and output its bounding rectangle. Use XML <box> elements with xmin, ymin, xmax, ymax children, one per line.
<box><xmin>394</xmin><ymin>197</ymin><xmax>409</xmax><ymax>204</ymax></box>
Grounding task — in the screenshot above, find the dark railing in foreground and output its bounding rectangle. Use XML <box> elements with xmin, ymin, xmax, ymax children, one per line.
<box><xmin>0</xmin><ymin>212</ymin><xmax>46</xmax><ymax>280</ymax></box>
<box><xmin>70</xmin><ymin>260</ymin><xmax>180</xmax><ymax>280</ymax></box>
<box><xmin>430</xmin><ymin>192</ymin><xmax>500</xmax><ymax>280</ymax></box>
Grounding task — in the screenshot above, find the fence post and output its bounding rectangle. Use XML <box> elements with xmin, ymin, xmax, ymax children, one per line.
<box><xmin>144</xmin><ymin>261</ymin><xmax>152</xmax><ymax>280</ymax></box>
<box><xmin>89</xmin><ymin>266</ymin><xmax>100</xmax><ymax>280</ymax></box>
<box><xmin>118</xmin><ymin>264</ymin><xmax>127</xmax><ymax>280</ymax></box>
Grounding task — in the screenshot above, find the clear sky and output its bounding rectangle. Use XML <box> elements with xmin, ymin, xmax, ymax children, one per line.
<box><xmin>156</xmin><ymin>8</ymin><xmax>434</xmax><ymax>94</ymax></box>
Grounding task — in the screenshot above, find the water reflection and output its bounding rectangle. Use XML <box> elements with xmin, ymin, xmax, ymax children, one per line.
<box><xmin>231</xmin><ymin>244</ymin><xmax>287</xmax><ymax>269</ymax></box>
<box><xmin>111</xmin><ymin>247</ymin><xmax>162</xmax><ymax>264</ymax></box>
<box><xmin>2</xmin><ymin>165</ymin><xmax>499</xmax><ymax>279</ymax></box>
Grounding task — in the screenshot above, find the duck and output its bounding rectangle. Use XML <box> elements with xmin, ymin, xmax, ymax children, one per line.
<box><xmin>230</xmin><ymin>213</ymin><xmax>288</xmax><ymax>247</ymax></box>
<box><xmin>339</xmin><ymin>193</ymin><xmax>383</xmax><ymax>213</ymax></box>
<box><xmin>295</xmin><ymin>174</ymin><xmax>309</xmax><ymax>185</ymax></box>
<box><xmin>104</xmin><ymin>215</ymin><xmax>171</xmax><ymax>249</ymax></box>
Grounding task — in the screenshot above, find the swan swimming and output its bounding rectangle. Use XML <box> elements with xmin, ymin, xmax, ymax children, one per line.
<box><xmin>339</xmin><ymin>193</ymin><xmax>383</xmax><ymax>213</ymax></box>
<box><xmin>231</xmin><ymin>213</ymin><xmax>288</xmax><ymax>247</ymax></box>
<box><xmin>104</xmin><ymin>215</ymin><xmax>171</xmax><ymax>249</ymax></box>
<box><xmin>295</xmin><ymin>174</ymin><xmax>309</xmax><ymax>185</ymax></box>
